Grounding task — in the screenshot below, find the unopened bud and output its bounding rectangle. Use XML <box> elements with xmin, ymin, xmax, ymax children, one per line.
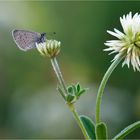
<box><xmin>36</xmin><ymin>39</ymin><xmax>61</xmax><ymax>58</ymax></box>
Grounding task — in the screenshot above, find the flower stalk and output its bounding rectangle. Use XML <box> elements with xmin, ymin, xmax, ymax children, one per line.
<box><xmin>67</xmin><ymin>103</ymin><xmax>89</xmax><ymax>140</ymax></box>
<box><xmin>95</xmin><ymin>54</ymin><xmax>124</xmax><ymax>124</ymax></box>
<box><xmin>51</xmin><ymin>57</ymin><xmax>68</xmax><ymax>96</ymax></box>
<box><xmin>50</xmin><ymin>57</ymin><xmax>89</xmax><ymax>140</ymax></box>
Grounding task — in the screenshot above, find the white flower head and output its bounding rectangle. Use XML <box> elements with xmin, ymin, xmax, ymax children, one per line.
<box><xmin>36</xmin><ymin>39</ymin><xmax>61</xmax><ymax>58</ymax></box>
<box><xmin>104</xmin><ymin>12</ymin><xmax>140</xmax><ymax>72</ymax></box>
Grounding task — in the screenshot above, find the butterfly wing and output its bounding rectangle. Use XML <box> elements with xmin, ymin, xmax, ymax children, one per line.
<box><xmin>12</xmin><ymin>29</ymin><xmax>41</xmax><ymax>51</ymax></box>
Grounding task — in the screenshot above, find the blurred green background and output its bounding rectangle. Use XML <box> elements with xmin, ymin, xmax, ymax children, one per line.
<box><xmin>0</xmin><ymin>1</ymin><xmax>140</xmax><ymax>139</ymax></box>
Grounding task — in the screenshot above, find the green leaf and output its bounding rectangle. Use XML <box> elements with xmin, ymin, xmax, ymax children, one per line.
<box><xmin>96</xmin><ymin>122</ymin><xmax>108</xmax><ymax>140</ymax></box>
<box><xmin>78</xmin><ymin>89</ymin><xmax>86</xmax><ymax>96</ymax></box>
<box><xmin>113</xmin><ymin>121</ymin><xmax>140</xmax><ymax>140</ymax></box>
<box><xmin>80</xmin><ymin>115</ymin><xmax>96</xmax><ymax>139</ymax></box>
<box><xmin>66</xmin><ymin>94</ymin><xmax>75</xmax><ymax>102</ymax></box>
<box><xmin>67</xmin><ymin>86</ymin><xmax>74</xmax><ymax>95</ymax></box>
<box><xmin>77</xmin><ymin>83</ymin><xmax>81</xmax><ymax>93</ymax></box>
<box><xmin>72</xmin><ymin>84</ymin><xmax>77</xmax><ymax>94</ymax></box>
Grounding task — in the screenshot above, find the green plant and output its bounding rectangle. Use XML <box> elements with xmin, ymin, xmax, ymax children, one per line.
<box><xmin>13</xmin><ymin>12</ymin><xmax>140</xmax><ymax>139</ymax></box>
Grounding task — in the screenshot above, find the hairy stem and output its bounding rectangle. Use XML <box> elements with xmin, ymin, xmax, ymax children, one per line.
<box><xmin>51</xmin><ymin>57</ymin><xmax>68</xmax><ymax>96</ymax></box>
<box><xmin>51</xmin><ymin>57</ymin><xmax>89</xmax><ymax>139</ymax></box>
<box><xmin>95</xmin><ymin>55</ymin><xmax>124</xmax><ymax>124</ymax></box>
<box><xmin>68</xmin><ymin>103</ymin><xmax>89</xmax><ymax>140</ymax></box>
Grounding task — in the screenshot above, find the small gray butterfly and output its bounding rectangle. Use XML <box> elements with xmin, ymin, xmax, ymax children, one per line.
<box><xmin>12</xmin><ymin>29</ymin><xmax>46</xmax><ymax>51</ymax></box>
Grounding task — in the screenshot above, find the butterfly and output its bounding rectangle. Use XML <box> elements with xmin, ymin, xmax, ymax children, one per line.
<box><xmin>12</xmin><ymin>29</ymin><xmax>46</xmax><ymax>51</ymax></box>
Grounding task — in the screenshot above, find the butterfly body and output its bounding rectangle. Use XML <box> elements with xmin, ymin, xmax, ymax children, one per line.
<box><xmin>12</xmin><ymin>29</ymin><xmax>46</xmax><ymax>51</ymax></box>
<box><xmin>36</xmin><ymin>33</ymin><xmax>46</xmax><ymax>44</ymax></box>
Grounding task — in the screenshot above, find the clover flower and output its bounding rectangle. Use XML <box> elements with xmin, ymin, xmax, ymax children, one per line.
<box><xmin>104</xmin><ymin>12</ymin><xmax>140</xmax><ymax>71</ymax></box>
<box><xmin>36</xmin><ymin>39</ymin><xmax>61</xmax><ymax>58</ymax></box>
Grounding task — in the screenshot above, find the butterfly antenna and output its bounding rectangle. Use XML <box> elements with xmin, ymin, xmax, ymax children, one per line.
<box><xmin>47</xmin><ymin>32</ymin><xmax>56</xmax><ymax>39</ymax></box>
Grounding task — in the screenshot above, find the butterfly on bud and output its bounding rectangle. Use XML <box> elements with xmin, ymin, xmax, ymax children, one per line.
<box><xmin>12</xmin><ymin>29</ymin><xmax>61</xmax><ymax>57</ymax></box>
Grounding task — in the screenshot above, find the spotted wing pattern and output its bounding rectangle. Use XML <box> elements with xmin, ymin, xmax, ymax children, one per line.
<box><xmin>12</xmin><ymin>29</ymin><xmax>41</xmax><ymax>51</ymax></box>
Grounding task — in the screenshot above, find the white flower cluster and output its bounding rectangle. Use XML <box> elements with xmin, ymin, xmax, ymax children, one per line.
<box><xmin>105</xmin><ymin>12</ymin><xmax>140</xmax><ymax>71</ymax></box>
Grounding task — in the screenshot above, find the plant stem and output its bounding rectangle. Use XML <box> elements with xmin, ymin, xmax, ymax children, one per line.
<box><xmin>51</xmin><ymin>57</ymin><xmax>68</xmax><ymax>96</ymax></box>
<box><xmin>67</xmin><ymin>103</ymin><xmax>89</xmax><ymax>140</ymax></box>
<box><xmin>95</xmin><ymin>55</ymin><xmax>124</xmax><ymax>124</ymax></box>
<box><xmin>50</xmin><ymin>57</ymin><xmax>89</xmax><ymax>140</ymax></box>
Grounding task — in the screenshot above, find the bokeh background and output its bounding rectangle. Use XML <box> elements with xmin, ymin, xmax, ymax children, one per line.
<box><xmin>0</xmin><ymin>1</ymin><xmax>140</xmax><ymax>139</ymax></box>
